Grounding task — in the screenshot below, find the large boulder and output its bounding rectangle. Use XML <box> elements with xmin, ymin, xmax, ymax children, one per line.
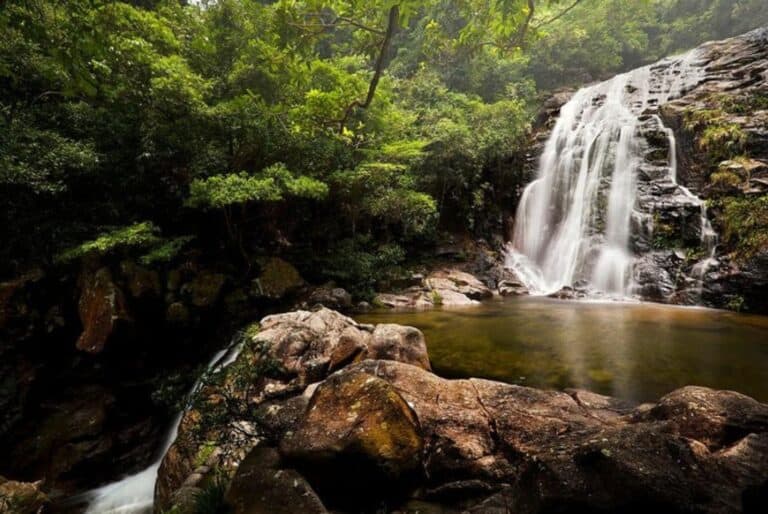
<box><xmin>76</xmin><ymin>267</ymin><xmax>131</xmax><ymax>353</ymax></box>
<box><xmin>155</xmin><ymin>308</ymin><xmax>430</xmax><ymax>512</ymax></box>
<box><xmin>184</xmin><ymin>271</ymin><xmax>226</xmax><ymax>308</ymax></box>
<box><xmin>225</xmin><ymin>447</ymin><xmax>327</xmax><ymax>514</ymax></box>
<box><xmin>426</xmin><ymin>269</ymin><xmax>493</xmax><ymax>302</ymax></box>
<box><xmin>280</xmin><ymin>370</ymin><xmax>423</xmax><ymax>507</ymax></box>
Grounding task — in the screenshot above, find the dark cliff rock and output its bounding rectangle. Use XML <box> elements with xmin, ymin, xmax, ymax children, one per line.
<box><xmin>156</xmin><ymin>308</ymin><xmax>768</xmax><ymax>514</ymax></box>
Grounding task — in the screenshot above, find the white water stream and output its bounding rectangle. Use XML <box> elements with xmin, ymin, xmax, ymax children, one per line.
<box><xmin>79</xmin><ymin>342</ymin><xmax>244</xmax><ymax>514</ymax></box>
<box><xmin>507</xmin><ymin>49</ymin><xmax>710</xmax><ymax>297</ymax></box>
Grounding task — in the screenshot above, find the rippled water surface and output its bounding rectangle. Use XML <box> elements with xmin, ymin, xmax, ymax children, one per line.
<box><xmin>357</xmin><ymin>298</ymin><xmax>768</xmax><ymax>402</ymax></box>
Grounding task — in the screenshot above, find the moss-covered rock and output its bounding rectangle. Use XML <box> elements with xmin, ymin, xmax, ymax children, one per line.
<box><xmin>280</xmin><ymin>369</ymin><xmax>423</xmax><ymax>507</ymax></box>
<box><xmin>252</xmin><ymin>258</ymin><xmax>303</xmax><ymax>300</ymax></box>
<box><xmin>0</xmin><ymin>476</ymin><xmax>49</xmax><ymax>514</ymax></box>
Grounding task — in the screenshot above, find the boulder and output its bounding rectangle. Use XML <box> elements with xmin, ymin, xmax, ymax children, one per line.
<box><xmin>305</xmin><ymin>286</ymin><xmax>353</xmax><ymax>311</ymax></box>
<box><xmin>253</xmin><ymin>258</ymin><xmax>303</xmax><ymax>300</ymax></box>
<box><xmin>0</xmin><ymin>269</ymin><xmax>43</xmax><ymax>329</ymax></box>
<box><xmin>155</xmin><ymin>308</ymin><xmax>431</xmax><ymax>511</ymax></box>
<box><xmin>0</xmin><ymin>476</ymin><xmax>49</xmax><ymax>514</ymax></box>
<box><xmin>165</xmin><ymin>302</ymin><xmax>191</xmax><ymax>325</ymax></box>
<box><xmin>498</xmin><ymin>279</ymin><xmax>529</xmax><ymax>296</ymax></box>
<box><xmin>185</xmin><ymin>271</ymin><xmax>226</xmax><ymax>308</ymax></box>
<box><xmin>76</xmin><ymin>267</ymin><xmax>131</xmax><ymax>353</ymax></box>
<box><xmin>120</xmin><ymin>261</ymin><xmax>161</xmax><ymax>299</ymax></box>
<box><xmin>426</xmin><ymin>269</ymin><xmax>493</xmax><ymax>301</ymax></box>
<box><xmin>280</xmin><ymin>370</ymin><xmax>423</xmax><ymax>507</ymax></box>
<box><xmin>367</xmin><ymin>324</ymin><xmax>431</xmax><ymax>371</ymax></box>
<box><xmin>373</xmin><ymin>292</ymin><xmax>433</xmax><ymax>310</ymax></box>
<box><xmin>225</xmin><ymin>447</ymin><xmax>327</xmax><ymax>514</ymax></box>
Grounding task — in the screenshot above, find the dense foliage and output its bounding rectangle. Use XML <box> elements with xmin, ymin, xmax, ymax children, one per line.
<box><xmin>2</xmin><ymin>0</ymin><xmax>766</xmax><ymax>291</ymax></box>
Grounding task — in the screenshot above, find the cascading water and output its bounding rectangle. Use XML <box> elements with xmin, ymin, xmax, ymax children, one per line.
<box><xmin>75</xmin><ymin>341</ymin><xmax>245</xmax><ymax>514</ymax></box>
<box><xmin>507</xmin><ymin>48</ymin><xmax>712</xmax><ymax>298</ymax></box>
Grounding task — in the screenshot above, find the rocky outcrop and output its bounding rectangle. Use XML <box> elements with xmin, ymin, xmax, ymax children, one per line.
<box><xmin>643</xmin><ymin>28</ymin><xmax>768</xmax><ymax>311</ymax></box>
<box><xmin>76</xmin><ymin>267</ymin><xmax>131</xmax><ymax>353</ymax></box>
<box><xmin>156</xmin><ymin>308</ymin><xmax>768</xmax><ymax>514</ymax></box>
<box><xmin>154</xmin><ymin>308</ymin><xmax>430</xmax><ymax>511</ymax></box>
<box><xmin>373</xmin><ymin>267</ymin><xmax>497</xmax><ymax>309</ymax></box>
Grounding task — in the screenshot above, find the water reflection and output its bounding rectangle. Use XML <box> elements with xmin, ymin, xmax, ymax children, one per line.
<box><xmin>357</xmin><ymin>298</ymin><xmax>768</xmax><ymax>402</ymax></box>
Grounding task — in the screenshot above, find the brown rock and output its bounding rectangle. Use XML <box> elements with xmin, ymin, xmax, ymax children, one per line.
<box><xmin>280</xmin><ymin>369</ymin><xmax>423</xmax><ymax>505</ymax></box>
<box><xmin>256</xmin><ymin>308</ymin><xmax>372</xmax><ymax>383</ymax></box>
<box><xmin>426</xmin><ymin>269</ymin><xmax>493</xmax><ymax>301</ymax></box>
<box><xmin>185</xmin><ymin>271</ymin><xmax>226</xmax><ymax>308</ymax></box>
<box><xmin>374</xmin><ymin>292</ymin><xmax>434</xmax><ymax>309</ymax></box>
<box><xmin>305</xmin><ymin>286</ymin><xmax>353</xmax><ymax>310</ymax></box>
<box><xmin>367</xmin><ymin>324</ymin><xmax>431</xmax><ymax>371</ymax></box>
<box><xmin>0</xmin><ymin>269</ymin><xmax>43</xmax><ymax>329</ymax></box>
<box><xmin>76</xmin><ymin>267</ymin><xmax>131</xmax><ymax>353</ymax></box>
<box><xmin>0</xmin><ymin>476</ymin><xmax>49</xmax><ymax>514</ymax></box>
<box><xmin>120</xmin><ymin>261</ymin><xmax>161</xmax><ymax>298</ymax></box>
<box><xmin>225</xmin><ymin>447</ymin><xmax>327</xmax><ymax>514</ymax></box>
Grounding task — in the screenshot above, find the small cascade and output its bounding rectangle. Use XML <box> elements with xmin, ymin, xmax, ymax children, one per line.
<box><xmin>691</xmin><ymin>206</ymin><xmax>719</xmax><ymax>299</ymax></box>
<box><xmin>506</xmin><ymin>47</ymin><xmax>710</xmax><ymax>299</ymax></box>
<box><xmin>79</xmin><ymin>341</ymin><xmax>245</xmax><ymax>514</ymax></box>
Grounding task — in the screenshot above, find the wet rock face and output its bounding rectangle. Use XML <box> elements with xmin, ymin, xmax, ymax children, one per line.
<box><xmin>650</xmin><ymin>28</ymin><xmax>768</xmax><ymax>311</ymax></box>
<box><xmin>157</xmin><ymin>308</ymin><xmax>768</xmax><ymax>514</ymax></box>
<box><xmin>76</xmin><ymin>267</ymin><xmax>131</xmax><ymax>354</ymax></box>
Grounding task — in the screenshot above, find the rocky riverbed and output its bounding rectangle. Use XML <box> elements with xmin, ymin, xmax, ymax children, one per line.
<box><xmin>150</xmin><ymin>307</ymin><xmax>768</xmax><ymax>514</ymax></box>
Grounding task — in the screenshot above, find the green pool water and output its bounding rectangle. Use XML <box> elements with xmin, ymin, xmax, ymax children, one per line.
<box><xmin>357</xmin><ymin>297</ymin><xmax>768</xmax><ymax>403</ymax></box>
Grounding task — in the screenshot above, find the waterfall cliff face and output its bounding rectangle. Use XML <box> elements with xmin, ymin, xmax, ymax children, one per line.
<box><xmin>506</xmin><ymin>49</ymin><xmax>710</xmax><ymax>298</ymax></box>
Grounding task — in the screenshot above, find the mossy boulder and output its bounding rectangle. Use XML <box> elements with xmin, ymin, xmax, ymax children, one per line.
<box><xmin>280</xmin><ymin>369</ymin><xmax>423</xmax><ymax>506</ymax></box>
<box><xmin>253</xmin><ymin>258</ymin><xmax>303</xmax><ymax>300</ymax></box>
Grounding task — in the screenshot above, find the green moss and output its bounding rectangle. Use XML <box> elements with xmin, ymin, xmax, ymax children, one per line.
<box><xmin>709</xmin><ymin>170</ymin><xmax>743</xmax><ymax>189</ymax></box>
<box><xmin>430</xmin><ymin>290</ymin><xmax>444</xmax><ymax>306</ymax></box>
<box><xmin>651</xmin><ymin>217</ymin><xmax>682</xmax><ymax>250</ymax></box>
<box><xmin>699</xmin><ymin>123</ymin><xmax>747</xmax><ymax>162</ymax></box>
<box><xmin>683</xmin><ymin>104</ymin><xmax>747</xmax><ymax>163</ymax></box>
<box><xmin>720</xmin><ymin>196</ymin><xmax>768</xmax><ymax>262</ymax></box>
<box><xmin>711</xmin><ymin>91</ymin><xmax>768</xmax><ymax>115</ymax></box>
<box><xmin>726</xmin><ymin>295</ymin><xmax>747</xmax><ymax>312</ymax></box>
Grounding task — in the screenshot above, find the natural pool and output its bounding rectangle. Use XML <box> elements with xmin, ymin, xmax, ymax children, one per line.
<box><xmin>357</xmin><ymin>297</ymin><xmax>768</xmax><ymax>403</ymax></box>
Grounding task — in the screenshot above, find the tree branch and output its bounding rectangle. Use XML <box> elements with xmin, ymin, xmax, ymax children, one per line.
<box><xmin>532</xmin><ymin>0</ymin><xmax>583</xmax><ymax>28</ymax></box>
<box><xmin>337</xmin><ymin>5</ymin><xmax>399</xmax><ymax>134</ymax></box>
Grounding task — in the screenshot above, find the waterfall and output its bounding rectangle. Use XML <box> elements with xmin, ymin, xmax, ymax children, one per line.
<box><xmin>76</xmin><ymin>341</ymin><xmax>245</xmax><ymax>514</ymax></box>
<box><xmin>507</xmin><ymin>48</ymin><xmax>708</xmax><ymax>297</ymax></box>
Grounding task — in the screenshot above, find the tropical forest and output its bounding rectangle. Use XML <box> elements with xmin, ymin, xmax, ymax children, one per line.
<box><xmin>2</xmin><ymin>0</ymin><xmax>768</xmax><ymax>513</ymax></box>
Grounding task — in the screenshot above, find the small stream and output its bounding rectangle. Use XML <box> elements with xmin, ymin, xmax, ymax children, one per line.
<box><xmin>358</xmin><ymin>298</ymin><xmax>768</xmax><ymax>403</ymax></box>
